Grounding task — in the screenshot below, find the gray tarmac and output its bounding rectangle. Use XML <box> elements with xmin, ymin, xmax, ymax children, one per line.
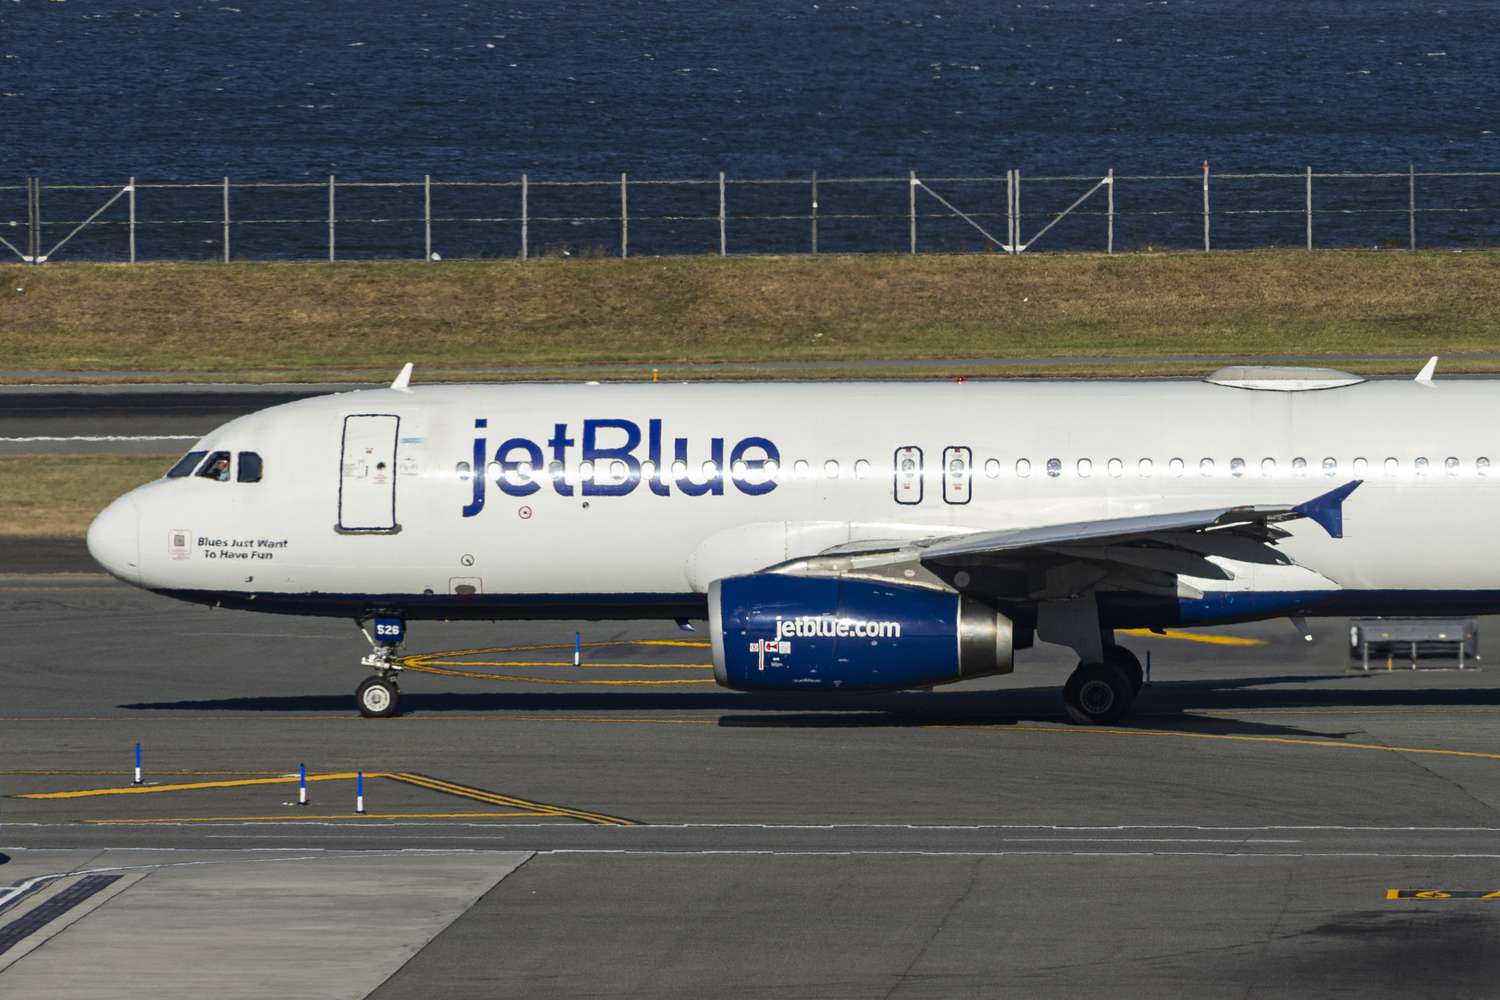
<box><xmin>4</xmin><ymin>566</ymin><xmax>1500</xmax><ymax>996</ymax></box>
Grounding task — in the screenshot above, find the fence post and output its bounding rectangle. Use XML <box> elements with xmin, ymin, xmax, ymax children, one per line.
<box><xmin>327</xmin><ymin>174</ymin><xmax>336</xmax><ymax>262</ymax></box>
<box><xmin>1409</xmin><ymin>164</ymin><xmax>1416</xmax><ymax>251</ymax></box>
<box><xmin>31</xmin><ymin>177</ymin><xmax>40</xmax><ymax>263</ymax></box>
<box><xmin>1006</xmin><ymin>170</ymin><xmax>1014</xmax><ymax>253</ymax></box>
<box><xmin>1305</xmin><ymin>166</ymin><xmax>1312</xmax><ymax>251</ymax></box>
<box><xmin>1202</xmin><ymin>161</ymin><xmax>1211</xmax><ymax>252</ymax></box>
<box><xmin>718</xmin><ymin>171</ymin><xmax>726</xmax><ymax>256</ymax></box>
<box><xmin>908</xmin><ymin>170</ymin><xmax>917</xmax><ymax>254</ymax></box>
<box><xmin>222</xmin><ymin>177</ymin><xmax>231</xmax><ymax>263</ymax></box>
<box><xmin>128</xmin><ymin>176</ymin><xmax>136</xmax><ymax>264</ymax></box>
<box><xmin>1106</xmin><ymin>168</ymin><xmax>1114</xmax><ymax>254</ymax></box>
<box><xmin>423</xmin><ymin>174</ymin><xmax>432</xmax><ymax>262</ymax></box>
<box><xmin>620</xmin><ymin>172</ymin><xmax>628</xmax><ymax>259</ymax></box>
<box><xmin>520</xmin><ymin>173</ymin><xmax>528</xmax><ymax>261</ymax></box>
<box><xmin>810</xmin><ymin>172</ymin><xmax>818</xmax><ymax>254</ymax></box>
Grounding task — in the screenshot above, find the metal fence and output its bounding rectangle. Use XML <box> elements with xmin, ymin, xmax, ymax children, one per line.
<box><xmin>4</xmin><ymin>165</ymin><xmax>1499</xmax><ymax>264</ymax></box>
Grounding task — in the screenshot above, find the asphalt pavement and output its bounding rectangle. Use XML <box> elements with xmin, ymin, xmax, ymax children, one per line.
<box><xmin>3</xmin><ymin>571</ymin><xmax>1500</xmax><ymax>997</ymax></box>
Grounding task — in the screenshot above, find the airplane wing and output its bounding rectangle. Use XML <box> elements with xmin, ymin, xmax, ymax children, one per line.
<box><xmin>798</xmin><ymin>481</ymin><xmax>1362</xmax><ymax>602</ymax></box>
<box><xmin>921</xmin><ymin>479</ymin><xmax>1361</xmax><ymax>562</ymax></box>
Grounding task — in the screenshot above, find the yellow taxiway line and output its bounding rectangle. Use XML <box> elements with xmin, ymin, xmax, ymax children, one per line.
<box><xmin>17</xmin><ymin>769</ymin><xmax>637</xmax><ymax>826</ymax></box>
<box><xmin>1118</xmin><ymin>628</ymin><xmax>1267</xmax><ymax>647</ymax></box>
<box><xmin>86</xmin><ymin>811</ymin><xmax>544</xmax><ymax>824</ymax></box>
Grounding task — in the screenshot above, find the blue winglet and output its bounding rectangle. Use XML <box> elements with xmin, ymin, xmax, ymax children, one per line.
<box><xmin>1292</xmin><ymin>480</ymin><xmax>1362</xmax><ymax>539</ymax></box>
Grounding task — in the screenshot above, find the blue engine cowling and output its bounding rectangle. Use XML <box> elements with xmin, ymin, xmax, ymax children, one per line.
<box><xmin>709</xmin><ymin>574</ymin><xmax>1014</xmax><ymax>692</ymax></box>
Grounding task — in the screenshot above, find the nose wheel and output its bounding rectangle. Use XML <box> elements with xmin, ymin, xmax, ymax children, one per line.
<box><xmin>356</xmin><ymin>615</ymin><xmax>407</xmax><ymax>718</ymax></box>
<box><xmin>356</xmin><ymin>675</ymin><xmax>401</xmax><ymax>718</ymax></box>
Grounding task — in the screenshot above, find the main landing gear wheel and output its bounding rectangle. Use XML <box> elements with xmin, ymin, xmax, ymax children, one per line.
<box><xmin>356</xmin><ymin>676</ymin><xmax>401</xmax><ymax>719</ymax></box>
<box><xmin>1105</xmin><ymin>645</ymin><xmax>1144</xmax><ymax>695</ymax></box>
<box><xmin>1062</xmin><ymin>661</ymin><xmax>1135</xmax><ymax>726</ymax></box>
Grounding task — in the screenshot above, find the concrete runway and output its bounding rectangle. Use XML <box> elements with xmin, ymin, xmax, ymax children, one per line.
<box><xmin>4</xmin><ymin>568</ymin><xmax>1500</xmax><ymax>996</ymax></box>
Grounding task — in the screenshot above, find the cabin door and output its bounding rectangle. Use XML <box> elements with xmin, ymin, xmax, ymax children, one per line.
<box><xmin>338</xmin><ymin>414</ymin><xmax>401</xmax><ymax>533</ymax></box>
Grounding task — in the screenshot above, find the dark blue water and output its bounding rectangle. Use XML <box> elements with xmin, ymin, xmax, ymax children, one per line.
<box><xmin>3</xmin><ymin>0</ymin><xmax>1498</xmax><ymax>259</ymax></box>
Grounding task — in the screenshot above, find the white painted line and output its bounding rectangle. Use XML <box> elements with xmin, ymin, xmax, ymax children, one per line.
<box><xmin>0</xmin><ymin>435</ymin><xmax>200</xmax><ymax>443</ymax></box>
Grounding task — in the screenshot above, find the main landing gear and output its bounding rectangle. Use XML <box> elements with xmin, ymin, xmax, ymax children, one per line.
<box><xmin>1061</xmin><ymin>646</ymin><xmax>1142</xmax><ymax>726</ymax></box>
<box><xmin>356</xmin><ymin>616</ymin><xmax>406</xmax><ymax>718</ymax></box>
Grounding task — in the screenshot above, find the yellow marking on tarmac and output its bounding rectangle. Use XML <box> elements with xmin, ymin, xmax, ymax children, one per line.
<box><xmin>0</xmin><ymin>769</ymin><xmax>284</xmax><ymax>777</ymax></box>
<box><xmin>389</xmin><ymin>772</ymin><xmax>636</xmax><ymax>826</ymax></box>
<box><xmin>411</xmin><ymin>660</ymin><xmax>711</xmax><ymax>670</ymax></box>
<box><xmin>18</xmin><ymin>772</ymin><xmax>386</xmax><ymax>799</ymax></box>
<box><xmin>18</xmin><ymin>768</ymin><xmax>635</xmax><ymax>825</ymax></box>
<box><xmin>933</xmin><ymin>723</ymin><xmax>1500</xmax><ymax>764</ymax></box>
<box><xmin>402</xmin><ymin>662</ymin><xmax>714</xmax><ymax>686</ymax></box>
<box><xmin>400</xmin><ymin>638</ymin><xmax>715</xmax><ymax>686</ymax></box>
<box><xmin>1118</xmin><ymin>628</ymin><xmax>1266</xmax><ymax>647</ymax></box>
<box><xmin>86</xmin><ymin>812</ymin><xmax>546</xmax><ymax>824</ymax></box>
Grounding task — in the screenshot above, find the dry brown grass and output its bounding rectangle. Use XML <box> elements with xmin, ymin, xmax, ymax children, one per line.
<box><xmin>2</xmin><ymin>250</ymin><xmax>1498</xmax><ymax>379</ymax></box>
<box><xmin>0</xmin><ymin>456</ymin><xmax>165</xmax><ymax>538</ymax></box>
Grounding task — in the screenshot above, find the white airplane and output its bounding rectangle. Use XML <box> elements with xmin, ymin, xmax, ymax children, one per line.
<box><xmin>88</xmin><ymin>360</ymin><xmax>1483</xmax><ymax>722</ymax></box>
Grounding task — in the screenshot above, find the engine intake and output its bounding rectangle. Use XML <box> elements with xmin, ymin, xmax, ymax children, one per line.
<box><xmin>709</xmin><ymin>574</ymin><xmax>1013</xmax><ymax>691</ymax></box>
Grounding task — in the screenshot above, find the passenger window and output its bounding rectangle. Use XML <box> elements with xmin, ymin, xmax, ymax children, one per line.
<box><xmin>455</xmin><ymin>460</ymin><xmax>472</xmax><ymax>481</ymax></box>
<box><xmin>1198</xmin><ymin>458</ymin><xmax>1215</xmax><ymax>476</ymax></box>
<box><xmin>1107</xmin><ymin>458</ymin><xmax>1123</xmax><ymax>477</ymax></box>
<box><xmin>1322</xmin><ymin>457</ymin><xmax>1338</xmax><ymax>476</ymax></box>
<box><xmin>1015</xmin><ymin>458</ymin><xmax>1032</xmax><ymax>478</ymax></box>
<box><xmin>1352</xmin><ymin>457</ymin><xmax>1367</xmax><ymax>476</ymax></box>
<box><xmin>550</xmin><ymin>460</ymin><xmax>567</xmax><ymax>481</ymax></box>
<box><xmin>823</xmin><ymin>459</ymin><xmax>839</xmax><ymax>479</ymax></box>
<box><xmin>1384</xmin><ymin>457</ymin><xmax>1399</xmax><ymax>476</ymax></box>
<box><xmin>854</xmin><ymin>459</ymin><xmax>871</xmax><ymax>479</ymax></box>
<box><xmin>1139</xmin><ymin>458</ymin><xmax>1154</xmax><ymax>477</ymax></box>
<box><xmin>1046</xmin><ymin>458</ymin><xmax>1061</xmax><ymax>478</ymax></box>
<box><xmin>984</xmin><ymin>459</ymin><xmax>1001</xmax><ymax>478</ymax></box>
<box><xmin>1292</xmin><ymin>457</ymin><xmax>1308</xmax><ymax>475</ymax></box>
<box><xmin>1414</xmin><ymin>457</ymin><xmax>1429</xmax><ymax>476</ymax></box>
<box><xmin>1479</xmin><ymin>457</ymin><xmax>1491</xmax><ymax>476</ymax></box>
<box><xmin>1076</xmin><ymin>458</ymin><xmax>1092</xmax><ymax>478</ymax></box>
<box><xmin>943</xmin><ymin>447</ymin><xmax>972</xmax><ymax>504</ymax></box>
<box><xmin>237</xmin><ymin>451</ymin><xmax>263</xmax><ymax>483</ymax></box>
<box><xmin>1260</xmin><ymin>458</ymin><xmax>1276</xmax><ymax>476</ymax></box>
<box><xmin>1230</xmin><ymin>457</ymin><xmax>1245</xmax><ymax>477</ymax></box>
<box><xmin>167</xmin><ymin>450</ymin><xmax>207</xmax><ymax>479</ymax></box>
<box><xmin>1445</xmin><ymin>457</ymin><xmax>1460</xmax><ymax>476</ymax></box>
<box><xmin>1168</xmin><ymin>458</ymin><xmax>1184</xmax><ymax>477</ymax></box>
<box><xmin>196</xmin><ymin>451</ymin><xmax>232</xmax><ymax>482</ymax></box>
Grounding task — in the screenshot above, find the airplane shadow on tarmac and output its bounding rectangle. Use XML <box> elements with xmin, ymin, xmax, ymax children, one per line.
<box><xmin>119</xmin><ymin>672</ymin><xmax>1500</xmax><ymax>741</ymax></box>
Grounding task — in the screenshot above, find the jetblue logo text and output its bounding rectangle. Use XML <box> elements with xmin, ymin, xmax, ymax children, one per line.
<box><xmin>775</xmin><ymin>615</ymin><xmax>904</xmax><ymax>639</ymax></box>
<box><xmin>462</xmin><ymin>418</ymin><xmax>780</xmax><ymax>517</ymax></box>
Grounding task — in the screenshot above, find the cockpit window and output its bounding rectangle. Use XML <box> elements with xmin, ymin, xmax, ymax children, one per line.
<box><xmin>196</xmin><ymin>451</ymin><xmax>232</xmax><ymax>482</ymax></box>
<box><xmin>238</xmin><ymin>451</ymin><xmax>263</xmax><ymax>483</ymax></box>
<box><xmin>166</xmin><ymin>450</ymin><xmax>207</xmax><ymax>479</ymax></box>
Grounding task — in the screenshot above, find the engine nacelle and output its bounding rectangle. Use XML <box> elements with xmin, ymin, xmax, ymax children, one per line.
<box><xmin>709</xmin><ymin>574</ymin><xmax>1014</xmax><ymax>692</ymax></box>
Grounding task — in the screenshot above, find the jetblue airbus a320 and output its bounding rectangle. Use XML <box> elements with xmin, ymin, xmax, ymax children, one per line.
<box><xmin>87</xmin><ymin>361</ymin><xmax>1483</xmax><ymax>722</ymax></box>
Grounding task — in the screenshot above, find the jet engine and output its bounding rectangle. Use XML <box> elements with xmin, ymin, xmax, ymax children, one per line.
<box><xmin>708</xmin><ymin>574</ymin><xmax>1014</xmax><ymax>692</ymax></box>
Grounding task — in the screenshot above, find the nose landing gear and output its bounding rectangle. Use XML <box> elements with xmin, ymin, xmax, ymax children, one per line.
<box><xmin>356</xmin><ymin>615</ymin><xmax>406</xmax><ymax>718</ymax></box>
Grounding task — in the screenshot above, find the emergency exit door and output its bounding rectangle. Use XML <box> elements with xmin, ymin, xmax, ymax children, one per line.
<box><xmin>338</xmin><ymin>414</ymin><xmax>400</xmax><ymax>532</ymax></box>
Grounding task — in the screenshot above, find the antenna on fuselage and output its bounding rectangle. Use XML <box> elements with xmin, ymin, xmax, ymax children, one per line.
<box><xmin>1414</xmin><ymin>356</ymin><xmax>1438</xmax><ymax>387</ymax></box>
<box><xmin>391</xmin><ymin>362</ymin><xmax>414</xmax><ymax>392</ymax></box>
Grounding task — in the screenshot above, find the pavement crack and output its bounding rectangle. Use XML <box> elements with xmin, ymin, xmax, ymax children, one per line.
<box><xmin>880</xmin><ymin>855</ymin><xmax>981</xmax><ymax>1000</ymax></box>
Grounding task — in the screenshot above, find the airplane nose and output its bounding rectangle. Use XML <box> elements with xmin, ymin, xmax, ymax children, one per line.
<box><xmin>86</xmin><ymin>493</ymin><xmax>141</xmax><ymax>584</ymax></box>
